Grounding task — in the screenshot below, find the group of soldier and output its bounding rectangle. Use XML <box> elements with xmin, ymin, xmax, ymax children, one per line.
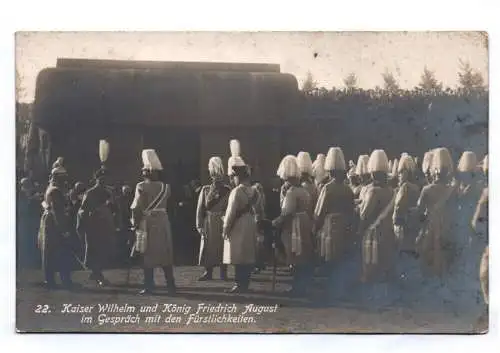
<box><xmin>17</xmin><ymin>140</ymin><xmax>488</xmax><ymax>311</ymax></box>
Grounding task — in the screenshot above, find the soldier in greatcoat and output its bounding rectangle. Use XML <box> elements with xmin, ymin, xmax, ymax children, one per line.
<box><xmin>311</xmin><ymin>152</ymin><xmax>329</xmax><ymax>262</ymax></box>
<box><xmin>391</xmin><ymin>154</ymin><xmax>421</xmax><ymax>284</ymax></box>
<box><xmin>76</xmin><ymin>167</ymin><xmax>116</xmax><ymax>286</ymax></box>
<box><xmin>130</xmin><ymin>149</ymin><xmax>177</xmax><ymax>295</ymax></box>
<box><xmin>472</xmin><ymin>155</ymin><xmax>488</xmax><ymax>327</ymax></box>
<box><xmin>359</xmin><ymin>150</ymin><xmax>396</xmax><ymax>283</ymax></box>
<box><xmin>222</xmin><ymin>150</ymin><xmax>260</xmax><ymax>294</ymax></box>
<box><xmin>471</xmin><ymin>155</ymin><xmax>488</xmax><ymax>245</ymax></box>
<box><xmin>38</xmin><ymin>166</ymin><xmax>74</xmax><ymax>289</ymax></box>
<box><xmin>415</xmin><ymin>148</ymin><xmax>457</xmax><ymax>277</ymax></box>
<box><xmin>251</xmin><ymin>181</ymin><xmax>268</xmax><ymax>273</ymax></box>
<box><xmin>454</xmin><ymin>151</ymin><xmax>483</xmax><ymax>289</ymax></box>
<box><xmin>273</xmin><ymin>155</ymin><xmax>314</xmax><ymax>297</ymax></box>
<box><xmin>196</xmin><ymin>156</ymin><xmax>231</xmax><ymax>281</ymax></box>
<box><xmin>314</xmin><ymin>147</ymin><xmax>355</xmax><ymax>298</ymax></box>
<box><xmin>393</xmin><ymin>154</ymin><xmax>421</xmax><ymax>255</ymax></box>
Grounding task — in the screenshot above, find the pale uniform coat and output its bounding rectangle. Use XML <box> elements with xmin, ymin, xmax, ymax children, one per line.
<box><xmin>278</xmin><ymin>185</ymin><xmax>314</xmax><ymax>265</ymax></box>
<box><xmin>222</xmin><ymin>184</ymin><xmax>259</xmax><ymax>265</ymax></box>
<box><xmin>479</xmin><ymin>246</ymin><xmax>489</xmax><ymax>305</ymax></box>
<box><xmin>358</xmin><ymin>184</ymin><xmax>371</xmax><ymax>204</ymax></box>
<box><xmin>131</xmin><ymin>180</ymin><xmax>174</xmax><ymax>268</ymax></box>
<box><xmin>472</xmin><ymin>187</ymin><xmax>488</xmax><ymax>305</ymax></box>
<box><xmin>196</xmin><ymin>182</ymin><xmax>231</xmax><ymax>267</ymax></box>
<box><xmin>415</xmin><ymin>183</ymin><xmax>457</xmax><ymax>275</ymax></box>
<box><xmin>314</xmin><ymin>180</ymin><xmax>355</xmax><ymax>262</ymax></box>
<box><xmin>360</xmin><ymin>184</ymin><xmax>395</xmax><ymax>276</ymax></box>
<box><xmin>302</xmin><ymin>179</ymin><xmax>318</xmax><ymax>215</ymax></box>
<box><xmin>393</xmin><ymin>181</ymin><xmax>421</xmax><ymax>251</ymax></box>
<box><xmin>455</xmin><ymin>178</ymin><xmax>482</xmax><ymax>282</ymax></box>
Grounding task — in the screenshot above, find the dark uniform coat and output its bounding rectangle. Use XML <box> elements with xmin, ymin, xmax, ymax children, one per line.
<box><xmin>196</xmin><ymin>181</ymin><xmax>231</xmax><ymax>267</ymax></box>
<box><xmin>38</xmin><ymin>184</ymin><xmax>71</xmax><ymax>273</ymax></box>
<box><xmin>77</xmin><ymin>184</ymin><xmax>116</xmax><ymax>269</ymax></box>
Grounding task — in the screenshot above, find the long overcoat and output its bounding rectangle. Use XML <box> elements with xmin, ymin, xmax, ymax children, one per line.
<box><xmin>359</xmin><ymin>184</ymin><xmax>395</xmax><ymax>279</ymax></box>
<box><xmin>415</xmin><ymin>182</ymin><xmax>457</xmax><ymax>276</ymax></box>
<box><xmin>131</xmin><ymin>180</ymin><xmax>175</xmax><ymax>268</ymax></box>
<box><xmin>77</xmin><ymin>184</ymin><xmax>116</xmax><ymax>269</ymax></box>
<box><xmin>274</xmin><ymin>185</ymin><xmax>314</xmax><ymax>265</ymax></box>
<box><xmin>393</xmin><ymin>181</ymin><xmax>420</xmax><ymax>252</ymax></box>
<box><xmin>196</xmin><ymin>181</ymin><xmax>231</xmax><ymax>267</ymax></box>
<box><xmin>38</xmin><ymin>184</ymin><xmax>71</xmax><ymax>273</ymax></box>
<box><xmin>222</xmin><ymin>184</ymin><xmax>259</xmax><ymax>265</ymax></box>
<box><xmin>314</xmin><ymin>180</ymin><xmax>355</xmax><ymax>262</ymax></box>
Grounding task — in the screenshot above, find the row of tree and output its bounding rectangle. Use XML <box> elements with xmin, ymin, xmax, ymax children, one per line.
<box><xmin>302</xmin><ymin>60</ymin><xmax>486</xmax><ymax>93</ymax></box>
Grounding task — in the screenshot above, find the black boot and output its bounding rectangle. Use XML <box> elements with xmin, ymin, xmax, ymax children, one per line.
<box><xmin>139</xmin><ymin>268</ymin><xmax>155</xmax><ymax>295</ymax></box>
<box><xmin>226</xmin><ymin>284</ymin><xmax>245</xmax><ymax>293</ymax></box>
<box><xmin>138</xmin><ymin>288</ymin><xmax>153</xmax><ymax>295</ymax></box>
<box><xmin>225</xmin><ymin>265</ymin><xmax>247</xmax><ymax>293</ymax></box>
<box><xmin>43</xmin><ymin>270</ymin><xmax>57</xmax><ymax>290</ymax></box>
<box><xmin>220</xmin><ymin>265</ymin><xmax>228</xmax><ymax>281</ymax></box>
<box><xmin>90</xmin><ymin>270</ymin><xmax>109</xmax><ymax>287</ymax></box>
<box><xmin>163</xmin><ymin>266</ymin><xmax>177</xmax><ymax>295</ymax></box>
<box><xmin>60</xmin><ymin>271</ymin><xmax>77</xmax><ymax>290</ymax></box>
<box><xmin>288</xmin><ymin>266</ymin><xmax>307</xmax><ymax>297</ymax></box>
<box><xmin>198</xmin><ymin>267</ymin><xmax>213</xmax><ymax>281</ymax></box>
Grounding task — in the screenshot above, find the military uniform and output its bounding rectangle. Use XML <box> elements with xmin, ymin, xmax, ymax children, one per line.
<box><xmin>415</xmin><ymin>148</ymin><xmax>456</xmax><ymax>277</ymax></box>
<box><xmin>131</xmin><ymin>149</ymin><xmax>176</xmax><ymax>295</ymax></box>
<box><xmin>77</xmin><ymin>177</ymin><xmax>116</xmax><ymax>284</ymax></box>
<box><xmin>196</xmin><ymin>158</ymin><xmax>231</xmax><ymax>280</ymax></box>
<box><xmin>274</xmin><ymin>155</ymin><xmax>314</xmax><ymax>296</ymax></box>
<box><xmin>359</xmin><ymin>150</ymin><xmax>396</xmax><ymax>282</ymax></box>
<box><xmin>38</xmin><ymin>171</ymin><xmax>73</xmax><ymax>288</ymax></box>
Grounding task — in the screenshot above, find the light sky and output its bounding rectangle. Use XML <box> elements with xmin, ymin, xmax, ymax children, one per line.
<box><xmin>15</xmin><ymin>31</ymin><xmax>488</xmax><ymax>103</ymax></box>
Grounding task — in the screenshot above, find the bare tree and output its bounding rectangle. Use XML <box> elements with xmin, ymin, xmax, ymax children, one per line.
<box><xmin>458</xmin><ymin>59</ymin><xmax>485</xmax><ymax>91</ymax></box>
<box><xmin>343</xmin><ymin>72</ymin><xmax>358</xmax><ymax>90</ymax></box>
<box><xmin>418</xmin><ymin>66</ymin><xmax>443</xmax><ymax>92</ymax></box>
<box><xmin>302</xmin><ymin>71</ymin><xmax>317</xmax><ymax>92</ymax></box>
<box><xmin>382</xmin><ymin>69</ymin><xmax>399</xmax><ymax>93</ymax></box>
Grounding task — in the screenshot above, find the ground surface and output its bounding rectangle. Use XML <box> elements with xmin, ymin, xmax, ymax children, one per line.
<box><xmin>16</xmin><ymin>266</ymin><xmax>487</xmax><ymax>333</ymax></box>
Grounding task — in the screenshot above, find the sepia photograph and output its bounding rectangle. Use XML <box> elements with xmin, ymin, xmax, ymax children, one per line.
<box><xmin>15</xmin><ymin>31</ymin><xmax>488</xmax><ymax>333</ymax></box>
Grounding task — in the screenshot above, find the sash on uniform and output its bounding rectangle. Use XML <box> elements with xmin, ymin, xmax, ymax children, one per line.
<box><xmin>133</xmin><ymin>183</ymin><xmax>166</xmax><ymax>255</ymax></box>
